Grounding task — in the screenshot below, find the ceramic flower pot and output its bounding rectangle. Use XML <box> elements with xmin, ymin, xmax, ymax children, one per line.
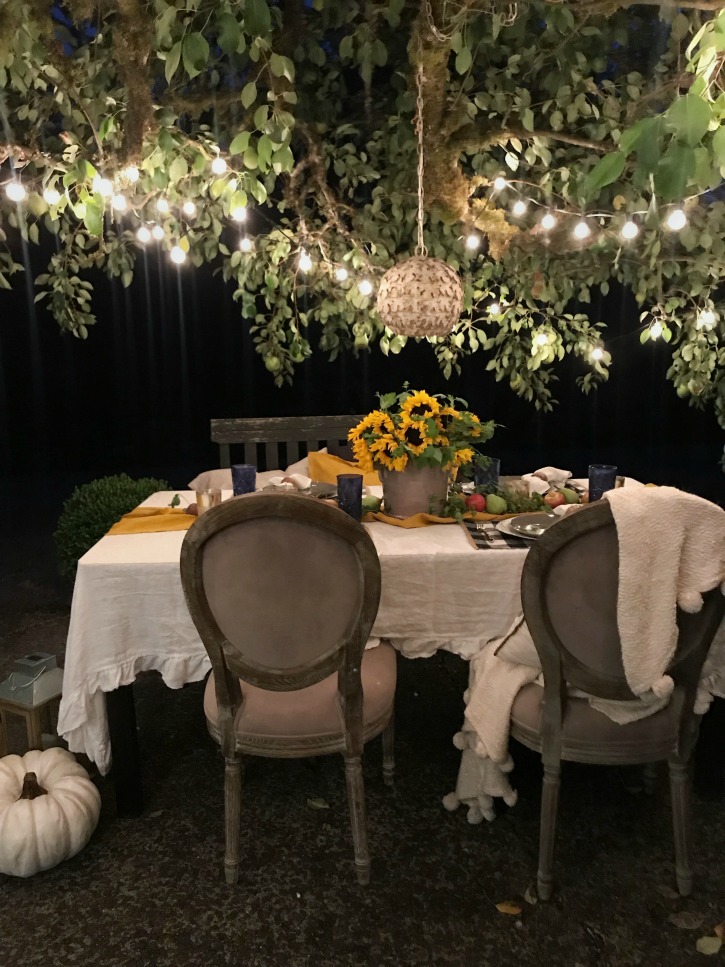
<box><xmin>378</xmin><ymin>464</ymin><xmax>449</xmax><ymax>517</ymax></box>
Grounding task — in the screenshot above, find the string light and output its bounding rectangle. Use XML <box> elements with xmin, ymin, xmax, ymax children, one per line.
<box><xmin>230</xmin><ymin>206</ymin><xmax>247</xmax><ymax>222</ymax></box>
<box><xmin>136</xmin><ymin>226</ymin><xmax>151</xmax><ymax>243</ymax></box>
<box><xmin>170</xmin><ymin>245</ymin><xmax>187</xmax><ymax>264</ymax></box>
<box><xmin>650</xmin><ymin>319</ymin><xmax>663</xmax><ymax>339</ymax></box>
<box><xmin>5</xmin><ymin>182</ymin><xmax>27</xmax><ymax>202</ymax></box>
<box><xmin>573</xmin><ymin>221</ymin><xmax>591</xmax><ymax>240</ymax></box>
<box><xmin>151</xmin><ymin>224</ymin><xmax>165</xmax><ymax>240</ymax></box>
<box><xmin>358</xmin><ymin>279</ymin><xmax>373</xmax><ymax>296</ymax></box>
<box><xmin>122</xmin><ymin>165</ymin><xmax>139</xmax><ymax>183</ymax></box>
<box><xmin>534</xmin><ymin>331</ymin><xmax>549</xmax><ymax>346</ymax></box>
<box><xmin>111</xmin><ymin>193</ymin><xmax>127</xmax><ymax>212</ymax></box>
<box><xmin>211</xmin><ymin>157</ymin><xmax>227</xmax><ymax>175</ymax></box>
<box><xmin>621</xmin><ymin>220</ymin><xmax>639</xmax><ymax>240</ymax></box>
<box><xmin>43</xmin><ymin>187</ymin><xmax>60</xmax><ymax>205</ymax></box>
<box><xmin>666</xmin><ymin>209</ymin><xmax>687</xmax><ymax>231</ymax></box>
<box><xmin>512</xmin><ymin>200</ymin><xmax>527</xmax><ymax>217</ymax></box>
<box><xmin>335</xmin><ymin>266</ymin><xmax>349</xmax><ymax>281</ymax></box>
<box><xmin>182</xmin><ymin>200</ymin><xmax>197</xmax><ymax>217</ymax></box>
<box><xmin>591</xmin><ymin>346</ymin><xmax>605</xmax><ymax>361</ymax></box>
<box><xmin>239</xmin><ymin>237</ymin><xmax>253</xmax><ymax>252</ymax></box>
<box><xmin>696</xmin><ymin>308</ymin><xmax>716</xmax><ymax>330</ymax></box>
<box><xmin>540</xmin><ymin>213</ymin><xmax>556</xmax><ymax>231</ymax></box>
<box><xmin>465</xmin><ymin>233</ymin><xmax>481</xmax><ymax>250</ymax></box>
<box><xmin>493</xmin><ymin>177</ymin><xmax>507</xmax><ymax>191</ymax></box>
<box><xmin>157</xmin><ymin>198</ymin><xmax>170</xmax><ymax>215</ymax></box>
<box><xmin>488</xmin><ymin>302</ymin><xmax>501</xmax><ymax>315</ymax></box>
<box><xmin>298</xmin><ymin>250</ymin><xmax>312</xmax><ymax>272</ymax></box>
<box><xmin>92</xmin><ymin>175</ymin><xmax>113</xmax><ymax>197</ymax></box>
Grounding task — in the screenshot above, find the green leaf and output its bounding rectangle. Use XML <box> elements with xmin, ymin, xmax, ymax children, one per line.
<box><xmin>712</xmin><ymin>124</ymin><xmax>725</xmax><ymax>165</ymax></box>
<box><xmin>165</xmin><ymin>41</ymin><xmax>182</xmax><ymax>84</ymax></box>
<box><xmin>257</xmin><ymin>133</ymin><xmax>273</xmax><ymax>167</ymax></box>
<box><xmin>581</xmin><ymin>152</ymin><xmax>626</xmax><ymax>199</ymax></box>
<box><xmin>217</xmin><ymin>13</ymin><xmax>241</xmax><ymax>56</ymax></box>
<box><xmin>83</xmin><ymin>198</ymin><xmax>103</xmax><ymax>237</ymax></box>
<box><xmin>182</xmin><ymin>33</ymin><xmax>209</xmax><ymax>79</ymax></box>
<box><xmin>667</xmin><ymin>94</ymin><xmax>712</xmax><ymax>147</ymax></box>
<box><xmin>241</xmin><ymin>81</ymin><xmax>257</xmax><ymax>109</ymax></box>
<box><xmin>168</xmin><ymin>156</ymin><xmax>188</xmax><ymax>184</ymax></box>
<box><xmin>521</xmin><ymin>107</ymin><xmax>534</xmax><ymax>133</ymax></box>
<box><xmin>229</xmin><ymin>131</ymin><xmax>251</xmax><ymax>155</ymax></box>
<box><xmin>243</xmin><ymin>146</ymin><xmax>259</xmax><ymax>169</ymax></box>
<box><xmin>455</xmin><ymin>47</ymin><xmax>472</xmax><ymax>75</ymax></box>
<box><xmin>695</xmin><ymin>937</ymin><xmax>722</xmax><ymax>956</ymax></box>
<box><xmin>654</xmin><ymin>141</ymin><xmax>695</xmax><ymax>200</ymax></box>
<box><xmin>244</xmin><ymin>0</ymin><xmax>271</xmax><ymax>35</ymax></box>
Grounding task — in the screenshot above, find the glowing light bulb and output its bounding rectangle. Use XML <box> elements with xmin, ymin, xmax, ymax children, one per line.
<box><xmin>230</xmin><ymin>206</ymin><xmax>247</xmax><ymax>222</ymax></box>
<box><xmin>157</xmin><ymin>198</ymin><xmax>170</xmax><ymax>215</ymax></box>
<box><xmin>239</xmin><ymin>237</ymin><xmax>253</xmax><ymax>252</ymax></box>
<box><xmin>123</xmin><ymin>165</ymin><xmax>139</xmax><ymax>183</ymax></box>
<box><xmin>666</xmin><ymin>209</ymin><xmax>687</xmax><ymax>231</ymax></box>
<box><xmin>151</xmin><ymin>224</ymin><xmax>165</xmax><ymax>240</ymax></box>
<box><xmin>696</xmin><ymin>308</ymin><xmax>716</xmax><ymax>330</ymax></box>
<box><xmin>573</xmin><ymin>220</ymin><xmax>591</xmax><ymax>240</ymax></box>
<box><xmin>5</xmin><ymin>182</ymin><xmax>26</xmax><ymax>202</ymax></box>
<box><xmin>512</xmin><ymin>200</ymin><xmax>527</xmax><ymax>217</ymax></box>
<box><xmin>621</xmin><ymin>220</ymin><xmax>639</xmax><ymax>240</ymax></box>
<box><xmin>170</xmin><ymin>245</ymin><xmax>187</xmax><ymax>264</ymax></box>
<box><xmin>335</xmin><ymin>266</ymin><xmax>349</xmax><ymax>282</ymax></box>
<box><xmin>650</xmin><ymin>320</ymin><xmax>663</xmax><ymax>339</ymax></box>
<box><xmin>488</xmin><ymin>302</ymin><xmax>501</xmax><ymax>315</ymax></box>
<box><xmin>298</xmin><ymin>251</ymin><xmax>312</xmax><ymax>272</ymax></box>
<box><xmin>92</xmin><ymin>175</ymin><xmax>113</xmax><ymax>197</ymax></box>
<box><xmin>465</xmin><ymin>233</ymin><xmax>481</xmax><ymax>250</ymax></box>
<box><xmin>136</xmin><ymin>226</ymin><xmax>152</xmax><ymax>243</ymax></box>
<box><xmin>591</xmin><ymin>346</ymin><xmax>604</xmax><ymax>361</ymax></box>
<box><xmin>358</xmin><ymin>279</ymin><xmax>373</xmax><ymax>296</ymax></box>
<box><xmin>211</xmin><ymin>157</ymin><xmax>228</xmax><ymax>175</ymax></box>
<box><xmin>493</xmin><ymin>177</ymin><xmax>507</xmax><ymax>191</ymax></box>
<box><xmin>43</xmin><ymin>187</ymin><xmax>60</xmax><ymax>205</ymax></box>
<box><xmin>182</xmin><ymin>200</ymin><xmax>196</xmax><ymax>217</ymax></box>
<box><xmin>541</xmin><ymin>213</ymin><xmax>556</xmax><ymax>231</ymax></box>
<box><xmin>534</xmin><ymin>332</ymin><xmax>549</xmax><ymax>347</ymax></box>
<box><xmin>111</xmin><ymin>193</ymin><xmax>127</xmax><ymax>212</ymax></box>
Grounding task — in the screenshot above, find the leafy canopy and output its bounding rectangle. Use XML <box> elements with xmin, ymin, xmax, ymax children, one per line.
<box><xmin>0</xmin><ymin>0</ymin><xmax>724</xmax><ymax>430</ymax></box>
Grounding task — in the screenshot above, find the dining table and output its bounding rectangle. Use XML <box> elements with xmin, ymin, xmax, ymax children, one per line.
<box><xmin>57</xmin><ymin>490</ymin><xmax>531</xmax><ymax>814</ymax></box>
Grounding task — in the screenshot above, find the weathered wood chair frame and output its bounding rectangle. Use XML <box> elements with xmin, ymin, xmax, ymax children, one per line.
<box><xmin>516</xmin><ymin>500</ymin><xmax>724</xmax><ymax>899</ymax></box>
<box><xmin>211</xmin><ymin>416</ymin><xmax>363</xmax><ymax>471</ymax></box>
<box><xmin>180</xmin><ymin>492</ymin><xmax>394</xmax><ymax>886</ymax></box>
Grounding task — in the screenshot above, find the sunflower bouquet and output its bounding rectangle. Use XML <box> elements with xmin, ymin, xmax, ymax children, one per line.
<box><xmin>348</xmin><ymin>389</ymin><xmax>495</xmax><ymax>474</ymax></box>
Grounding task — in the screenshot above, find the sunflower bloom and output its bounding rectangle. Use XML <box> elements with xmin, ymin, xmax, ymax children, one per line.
<box><xmin>398</xmin><ymin>419</ymin><xmax>430</xmax><ymax>455</ymax></box>
<box><xmin>401</xmin><ymin>390</ymin><xmax>441</xmax><ymax>420</ymax></box>
<box><xmin>453</xmin><ymin>447</ymin><xmax>475</xmax><ymax>467</ymax></box>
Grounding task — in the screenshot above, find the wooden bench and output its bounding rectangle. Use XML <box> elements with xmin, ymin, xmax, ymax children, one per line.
<box><xmin>211</xmin><ymin>416</ymin><xmax>364</xmax><ymax>470</ymax></box>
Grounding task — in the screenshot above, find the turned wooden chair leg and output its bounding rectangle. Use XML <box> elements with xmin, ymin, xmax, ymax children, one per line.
<box><xmin>537</xmin><ymin>762</ymin><xmax>562</xmax><ymax>901</ymax></box>
<box><xmin>224</xmin><ymin>754</ymin><xmax>243</xmax><ymax>885</ymax></box>
<box><xmin>344</xmin><ymin>753</ymin><xmax>370</xmax><ymax>885</ymax></box>
<box><xmin>668</xmin><ymin>759</ymin><xmax>693</xmax><ymax>896</ymax></box>
<box><xmin>382</xmin><ymin>714</ymin><xmax>395</xmax><ymax>787</ymax></box>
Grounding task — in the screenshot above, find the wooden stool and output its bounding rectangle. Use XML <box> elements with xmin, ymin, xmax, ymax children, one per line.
<box><xmin>0</xmin><ymin>695</ymin><xmax>61</xmax><ymax>757</ymax></box>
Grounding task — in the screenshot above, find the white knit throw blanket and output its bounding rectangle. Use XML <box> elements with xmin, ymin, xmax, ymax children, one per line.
<box><xmin>606</xmin><ymin>486</ymin><xmax>725</xmax><ymax>700</ymax></box>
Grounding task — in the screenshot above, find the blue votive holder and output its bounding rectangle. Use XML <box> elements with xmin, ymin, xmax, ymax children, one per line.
<box><xmin>336</xmin><ymin>474</ymin><xmax>363</xmax><ymax>522</ymax></box>
<box><xmin>474</xmin><ymin>456</ymin><xmax>501</xmax><ymax>491</ymax></box>
<box><xmin>231</xmin><ymin>464</ymin><xmax>257</xmax><ymax>496</ymax></box>
<box><xmin>588</xmin><ymin>464</ymin><xmax>618</xmax><ymax>501</ymax></box>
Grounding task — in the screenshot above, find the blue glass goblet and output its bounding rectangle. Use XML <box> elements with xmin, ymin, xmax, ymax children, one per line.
<box><xmin>588</xmin><ymin>464</ymin><xmax>617</xmax><ymax>501</ymax></box>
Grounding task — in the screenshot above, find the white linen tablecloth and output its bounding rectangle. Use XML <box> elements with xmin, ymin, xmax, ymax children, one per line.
<box><xmin>58</xmin><ymin>491</ymin><xmax>528</xmax><ymax>773</ymax></box>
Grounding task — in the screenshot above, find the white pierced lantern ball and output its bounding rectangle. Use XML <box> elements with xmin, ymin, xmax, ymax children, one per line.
<box><xmin>376</xmin><ymin>256</ymin><xmax>464</xmax><ymax>337</ymax></box>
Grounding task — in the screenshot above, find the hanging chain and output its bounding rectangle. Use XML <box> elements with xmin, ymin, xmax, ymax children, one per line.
<box><xmin>423</xmin><ymin>0</ymin><xmax>453</xmax><ymax>43</ymax></box>
<box><xmin>415</xmin><ymin>62</ymin><xmax>427</xmax><ymax>257</ymax></box>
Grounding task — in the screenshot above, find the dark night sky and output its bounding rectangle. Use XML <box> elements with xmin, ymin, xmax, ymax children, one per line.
<box><xmin>0</xmin><ymin>239</ymin><xmax>722</xmax><ymax>504</ymax></box>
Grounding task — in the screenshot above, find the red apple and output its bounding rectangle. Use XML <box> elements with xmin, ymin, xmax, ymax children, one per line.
<box><xmin>465</xmin><ymin>493</ymin><xmax>487</xmax><ymax>513</ymax></box>
<box><xmin>543</xmin><ymin>491</ymin><xmax>566</xmax><ymax>508</ymax></box>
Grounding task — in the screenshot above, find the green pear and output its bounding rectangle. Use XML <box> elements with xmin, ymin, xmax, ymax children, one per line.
<box><xmin>560</xmin><ymin>487</ymin><xmax>580</xmax><ymax>504</ymax></box>
<box><xmin>361</xmin><ymin>495</ymin><xmax>383</xmax><ymax>513</ymax></box>
<box><xmin>485</xmin><ymin>493</ymin><xmax>508</xmax><ymax>515</ymax></box>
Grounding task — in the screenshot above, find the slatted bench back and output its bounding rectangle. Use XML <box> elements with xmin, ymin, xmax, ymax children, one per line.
<box><xmin>211</xmin><ymin>416</ymin><xmax>364</xmax><ymax>470</ymax></box>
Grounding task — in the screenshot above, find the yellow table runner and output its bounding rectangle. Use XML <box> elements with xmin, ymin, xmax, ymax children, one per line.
<box><xmin>108</xmin><ymin>507</ymin><xmax>196</xmax><ymax>535</ymax></box>
<box><xmin>362</xmin><ymin>510</ymin><xmax>519</xmax><ymax>528</ymax></box>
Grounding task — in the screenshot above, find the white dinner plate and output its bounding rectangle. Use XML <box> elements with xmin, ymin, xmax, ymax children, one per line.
<box><xmin>497</xmin><ymin>513</ymin><xmax>558</xmax><ymax>540</ymax></box>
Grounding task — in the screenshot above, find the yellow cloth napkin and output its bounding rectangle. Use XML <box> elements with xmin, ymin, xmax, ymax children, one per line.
<box><xmin>362</xmin><ymin>511</ymin><xmax>519</xmax><ymax>528</ymax></box>
<box><xmin>307</xmin><ymin>450</ymin><xmax>381</xmax><ymax>487</ymax></box>
<box><xmin>107</xmin><ymin>507</ymin><xmax>196</xmax><ymax>535</ymax></box>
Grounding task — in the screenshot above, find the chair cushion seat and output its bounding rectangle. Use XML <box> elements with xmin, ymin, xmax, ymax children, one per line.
<box><xmin>510</xmin><ymin>683</ymin><xmax>678</xmax><ymax>760</ymax></box>
<box><xmin>204</xmin><ymin>641</ymin><xmax>397</xmax><ymax>742</ymax></box>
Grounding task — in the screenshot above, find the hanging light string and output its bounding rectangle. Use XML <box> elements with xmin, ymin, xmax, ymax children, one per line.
<box><xmin>415</xmin><ymin>61</ymin><xmax>427</xmax><ymax>257</ymax></box>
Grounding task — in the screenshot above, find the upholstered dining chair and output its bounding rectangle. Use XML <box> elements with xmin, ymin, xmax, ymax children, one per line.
<box><xmin>513</xmin><ymin>501</ymin><xmax>724</xmax><ymax>900</ymax></box>
<box><xmin>179</xmin><ymin>492</ymin><xmax>396</xmax><ymax>886</ymax></box>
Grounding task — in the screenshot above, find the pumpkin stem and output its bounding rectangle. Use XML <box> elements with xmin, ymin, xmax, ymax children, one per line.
<box><xmin>19</xmin><ymin>772</ymin><xmax>48</xmax><ymax>800</ymax></box>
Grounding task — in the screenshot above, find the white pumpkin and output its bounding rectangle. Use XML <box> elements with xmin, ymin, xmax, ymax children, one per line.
<box><xmin>0</xmin><ymin>747</ymin><xmax>101</xmax><ymax>877</ymax></box>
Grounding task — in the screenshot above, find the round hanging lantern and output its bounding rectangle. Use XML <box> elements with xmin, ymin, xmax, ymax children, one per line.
<box><xmin>376</xmin><ymin>255</ymin><xmax>464</xmax><ymax>338</ymax></box>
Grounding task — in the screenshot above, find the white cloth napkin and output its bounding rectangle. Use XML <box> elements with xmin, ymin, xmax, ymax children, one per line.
<box><xmin>521</xmin><ymin>466</ymin><xmax>572</xmax><ymax>496</ymax></box>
